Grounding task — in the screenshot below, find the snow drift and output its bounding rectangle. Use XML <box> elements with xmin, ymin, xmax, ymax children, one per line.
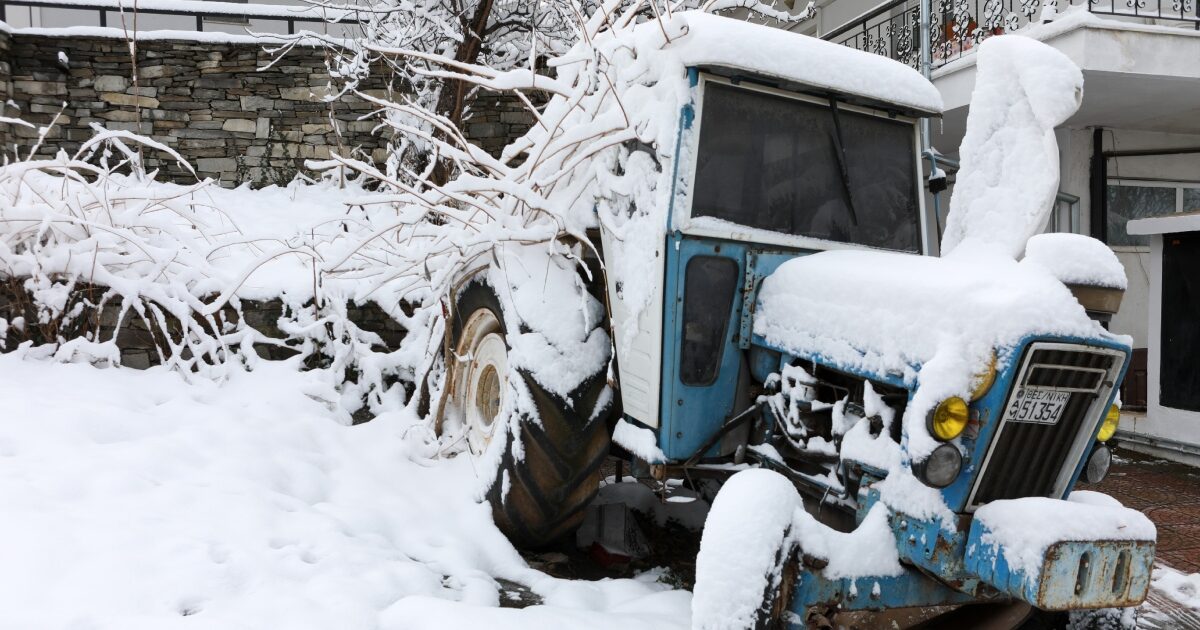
<box><xmin>0</xmin><ymin>350</ymin><xmax>690</xmax><ymax>629</ymax></box>
<box><xmin>941</xmin><ymin>35</ymin><xmax>1084</xmax><ymax>258</ymax></box>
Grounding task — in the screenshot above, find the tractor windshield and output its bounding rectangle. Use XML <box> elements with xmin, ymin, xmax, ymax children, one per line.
<box><xmin>692</xmin><ymin>80</ymin><xmax>921</xmax><ymax>252</ymax></box>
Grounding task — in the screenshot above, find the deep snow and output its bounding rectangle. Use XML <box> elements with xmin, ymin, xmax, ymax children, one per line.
<box><xmin>0</xmin><ymin>352</ymin><xmax>689</xmax><ymax>629</ymax></box>
<box><xmin>941</xmin><ymin>35</ymin><xmax>1083</xmax><ymax>258</ymax></box>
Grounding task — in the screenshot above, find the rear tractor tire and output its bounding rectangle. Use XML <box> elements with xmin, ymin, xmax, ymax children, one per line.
<box><xmin>446</xmin><ymin>280</ymin><xmax>613</xmax><ymax>548</ymax></box>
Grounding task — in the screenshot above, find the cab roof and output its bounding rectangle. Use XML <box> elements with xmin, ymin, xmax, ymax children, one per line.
<box><xmin>664</xmin><ymin>12</ymin><xmax>944</xmax><ymax>118</ymax></box>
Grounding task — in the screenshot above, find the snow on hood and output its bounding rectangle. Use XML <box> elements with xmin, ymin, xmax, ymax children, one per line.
<box><xmin>753</xmin><ymin>244</ymin><xmax>1116</xmax><ymax>460</ymax></box>
<box><xmin>664</xmin><ymin>12</ymin><xmax>944</xmax><ymax>116</ymax></box>
<box><xmin>754</xmin><ymin>246</ymin><xmax>1103</xmax><ymax>378</ymax></box>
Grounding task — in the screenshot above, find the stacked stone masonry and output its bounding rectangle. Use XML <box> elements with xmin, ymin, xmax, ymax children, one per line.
<box><xmin>0</xmin><ymin>30</ymin><xmax>12</xmax><ymax>152</ymax></box>
<box><xmin>0</xmin><ymin>31</ymin><xmax>536</xmax><ymax>186</ymax></box>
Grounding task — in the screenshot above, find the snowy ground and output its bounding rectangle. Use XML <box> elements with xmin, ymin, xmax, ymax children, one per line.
<box><xmin>1143</xmin><ymin>566</ymin><xmax>1200</xmax><ymax>629</ymax></box>
<box><xmin>0</xmin><ymin>353</ymin><xmax>689</xmax><ymax>629</ymax></box>
<box><xmin>6</xmin><ymin>335</ymin><xmax>1200</xmax><ymax>628</ymax></box>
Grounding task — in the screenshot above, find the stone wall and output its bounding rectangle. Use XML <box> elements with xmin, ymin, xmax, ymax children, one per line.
<box><xmin>0</xmin><ymin>32</ymin><xmax>537</xmax><ymax>186</ymax></box>
<box><xmin>0</xmin><ymin>280</ymin><xmax>407</xmax><ymax>371</ymax></box>
<box><xmin>0</xmin><ymin>29</ymin><xmax>13</xmax><ymax>152</ymax></box>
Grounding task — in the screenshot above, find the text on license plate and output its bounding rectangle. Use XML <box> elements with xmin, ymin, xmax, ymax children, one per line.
<box><xmin>1007</xmin><ymin>389</ymin><xmax>1071</xmax><ymax>425</ymax></box>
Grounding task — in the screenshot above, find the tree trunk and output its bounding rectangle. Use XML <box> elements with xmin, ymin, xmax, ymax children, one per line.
<box><xmin>431</xmin><ymin>0</ymin><xmax>497</xmax><ymax>186</ymax></box>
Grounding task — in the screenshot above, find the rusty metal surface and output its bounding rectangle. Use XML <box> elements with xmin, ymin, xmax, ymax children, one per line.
<box><xmin>965</xmin><ymin>514</ymin><xmax>1155</xmax><ymax>611</ymax></box>
<box><xmin>1034</xmin><ymin>540</ymin><xmax>1155</xmax><ymax>610</ymax></box>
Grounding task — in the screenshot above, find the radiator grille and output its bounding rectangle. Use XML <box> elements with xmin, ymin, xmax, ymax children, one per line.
<box><xmin>968</xmin><ymin>343</ymin><xmax>1123</xmax><ymax>509</ymax></box>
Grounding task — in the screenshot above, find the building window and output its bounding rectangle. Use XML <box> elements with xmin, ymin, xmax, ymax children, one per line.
<box><xmin>1106</xmin><ymin>181</ymin><xmax>1200</xmax><ymax>247</ymax></box>
<box><xmin>205</xmin><ymin>0</ymin><xmax>249</xmax><ymax>25</ymax></box>
<box><xmin>1185</xmin><ymin>189</ymin><xmax>1200</xmax><ymax>214</ymax></box>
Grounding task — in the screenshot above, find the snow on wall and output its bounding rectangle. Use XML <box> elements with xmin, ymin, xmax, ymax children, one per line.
<box><xmin>2</xmin><ymin>0</ymin><xmax>357</xmax><ymax>19</ymax></box>
<box><xmin>1</xmin><ymin>31</ymin><xmax>535</xmax><ymax>187</ymax></box>
<box><xmin>941</xmin><ymin>35</ymin><xmax>1084</xmax><ymax>259</ymax></box>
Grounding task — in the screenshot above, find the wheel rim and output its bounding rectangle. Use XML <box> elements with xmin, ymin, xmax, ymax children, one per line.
<box><xmin>455</xmin><ymin>308</ymin><xmax>508</xmax><ymax>456</ymax></box>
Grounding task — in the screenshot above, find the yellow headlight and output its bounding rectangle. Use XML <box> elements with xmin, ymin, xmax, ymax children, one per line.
<box><xmin>1098</xmin><ymin>404</ymin><xmax>1120</xmax><ymax>442</ymax></box>
<box><xmin>930</xmin><ymin>397</ymin><xmax>969</xmax><ymax>441</ymax></box>
<box><xmin>970</xmin><ymin>354</ymin><xmax>998</xmax><ymax>401</ymax></box>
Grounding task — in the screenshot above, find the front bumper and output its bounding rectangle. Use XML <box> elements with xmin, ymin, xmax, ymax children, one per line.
<box><xmin>964</xmin><ymin>517</ymin><xmax>1155</xmax><ymax>610</ymax></box>
<box><xmin>887</xmin><ymin>495</ymin><xmax>1155</xmax><ymax>611</ymax></box>
<box><xmin>786</xmin><ymin>496</ymin><xmax>1155</xmax><ymax>617</ymax></box>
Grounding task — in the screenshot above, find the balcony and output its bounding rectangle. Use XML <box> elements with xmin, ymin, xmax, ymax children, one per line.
<box><xmin>823</xmin><ymin>0</ymin><xmax>1199</xmax><ymax>71</ymax></box>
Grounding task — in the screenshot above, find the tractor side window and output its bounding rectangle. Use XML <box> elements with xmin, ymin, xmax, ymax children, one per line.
<box><xmin>692</xmin><ymin>82</ymin><xmax>920</xmax><ymax>252</ymax></box>
<box><xmin>680</xmin><ymin>256</ymin><xmax>739</xmax><ymax>386</ymax></box>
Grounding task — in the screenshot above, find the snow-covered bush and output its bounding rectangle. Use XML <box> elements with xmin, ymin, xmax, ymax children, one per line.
<box><xmin>0</xmin><ymin>119</ymin><xmax>240</xmax><ymax>371</ymax></box>
<box><xmin>0</xmin><ymin>119</ymin><xmax>417</xmax><ymax>419</ymax></box>
<box><xmin>1</xmin><ymin>0</ymin><xmax>810</xmax><ymax>428</ymax></box>
<box><xmin>307</xmin><ymin>0</ymin><xmax>812</xmax><ymax>432</ymax></box>
<box><xmin>312</xmin><ymin>0</ymin><xmax>811</xmax><ymax>183</ymax></box>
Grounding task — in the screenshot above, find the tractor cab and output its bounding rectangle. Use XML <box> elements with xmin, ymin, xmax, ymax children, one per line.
<box><xmin>656</xmin><ymin>68</ymin><xmax>931</xmax><ymax>464</ymax></box>
<box><xmin>602</xmin><ymin>53</ymin><xmax>938</xmax><ymax>464</ymax></box>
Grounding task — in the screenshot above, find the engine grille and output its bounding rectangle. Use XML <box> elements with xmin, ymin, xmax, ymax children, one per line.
<box><xmin>968</xmin><ymin>343</ymin><xmax>1124</xmax><ymax>509</ymax></box>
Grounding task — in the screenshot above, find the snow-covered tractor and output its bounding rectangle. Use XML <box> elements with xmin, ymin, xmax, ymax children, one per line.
<box><xmin>432</xmin><ymin>9</ymin><xmax>1155</xmax><ymax>628</ymax></box>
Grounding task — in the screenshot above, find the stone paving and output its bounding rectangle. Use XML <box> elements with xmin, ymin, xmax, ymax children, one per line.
<box><xmin>1092</xmin><ymin>447</ymin><xmax>1200</xmax><ymax>629</ymax></box>
<box><xmin>1095</xmin><ymin>447</ymin><xmax>1200</xmax><ymax>573</ymax></box>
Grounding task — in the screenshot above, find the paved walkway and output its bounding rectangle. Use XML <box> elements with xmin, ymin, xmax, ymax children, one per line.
<box><xmin>1094</xmin><ymin>447</ymin><xmax>1200</xmax><ymax>628</ymax></box>
<box><xmin>1096</xmin><ymin>448</ymin><xmax>1200</xmax><ymax>573</ymax></box>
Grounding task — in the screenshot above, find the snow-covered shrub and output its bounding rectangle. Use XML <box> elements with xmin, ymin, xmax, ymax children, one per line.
<box><xmin>2</xmin><ymin>1</ymin><xmax>810</xmax><ymax>430</ymax></box>
<box><xmin>305</xmin><ymin>0</ymin><xmax>812</xmax><ymax>437</ymax></box>
<box><xmin>0</xmin><ymin>119</ymin><xmax>417</xmax><ymax>419</ymax></box>
<box><xmin>311</xmin><ymin>0</ymin><xmax>812</xmax><ymax>182</ymax></box>
<box><xmin>0</xmin><ymin>120</ymin><xmax>241</xmax><ymax>372</ymax></box>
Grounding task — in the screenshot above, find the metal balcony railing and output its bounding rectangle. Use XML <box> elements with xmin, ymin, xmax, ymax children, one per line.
<box><xmin>823</xmin><ymin>0</ymin><xmax>1199</xmax><ymax>70</ymax></box>
<box><xmin>0</xmin><ymin>0</ymin><xmax>365</xmax><ymax>35</ymax></box>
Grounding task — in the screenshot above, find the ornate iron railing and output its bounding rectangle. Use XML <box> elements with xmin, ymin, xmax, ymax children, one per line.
<box><xmin>0</xmin><ymin>0</ymin><xmax>365</xmax><ymax>34</ymax></box>
<box><xmin>823</xmin><ymin>0</ymin><xmax>1200</xmax><ymax>70</ymax></box>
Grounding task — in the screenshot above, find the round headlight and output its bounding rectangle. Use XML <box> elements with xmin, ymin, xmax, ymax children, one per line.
<box><xmin>918</xmin><ymin>443</ymin><xmax>963</xmax><ymax>488</ymax></box>
<box><xmin>1097</xmin><ymin>404</ymin><xmax>1120</xmax><ymax>442</ymax></box>
<box><xmin>970</xmin><ymin>354</ymin><xmax>997</xmax><ymax>401</ymax></box>
<box><xmin>1083</xmin><ymin>444</ymin><xmax>1112</xmax><ymax>484</ymax></box>
<box><xmin>929</xmin><ymin>397</ymin><xmax>969</xmax><ymax>441</ymax></box>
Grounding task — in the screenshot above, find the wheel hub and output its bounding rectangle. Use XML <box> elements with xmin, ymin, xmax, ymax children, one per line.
<box><xmin>455</xmin><ymin>309</ymin><xmax>508</xmax><ymax>456</ymax></box>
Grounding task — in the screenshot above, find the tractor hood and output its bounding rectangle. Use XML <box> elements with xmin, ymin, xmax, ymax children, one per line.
<box><xmin>751</xmin><ymin>246</ymin><xmax>1119</xmax><ymax>385</ymax></box>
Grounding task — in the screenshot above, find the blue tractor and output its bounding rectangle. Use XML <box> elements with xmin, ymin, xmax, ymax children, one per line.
<box><xmin>438</xmin><ymin>12</ymin><xmax>1154</xmax><ymax>628</ymax></box>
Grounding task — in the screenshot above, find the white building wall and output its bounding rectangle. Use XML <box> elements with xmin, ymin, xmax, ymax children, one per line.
<box><xmin>1094</xmin><ymin>129</ymin><xmax>1200</xmax><ymax>348</ymax></box>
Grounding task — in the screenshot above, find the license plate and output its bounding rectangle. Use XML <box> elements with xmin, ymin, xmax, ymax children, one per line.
<box><xmin>1007</xmin><ymin>389</ymin><xmax>1071</xmax><ymax>425</ymax></box>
